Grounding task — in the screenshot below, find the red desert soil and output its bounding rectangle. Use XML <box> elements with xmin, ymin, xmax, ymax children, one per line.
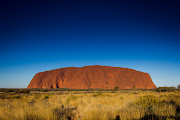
<box><xmin>27</xmin><ymin>65</ymin><xmax>156</xmax><ymax>89</ymax></box>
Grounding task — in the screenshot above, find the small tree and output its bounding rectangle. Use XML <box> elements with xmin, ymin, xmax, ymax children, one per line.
<box><xmin>132</xmin><ymin>82</ymin><xmax>135</xmax><ymax>89</ymax></box>
<box><xmin>155</xmin><ymin>87</ymin><xmax>176</xmax><ymax>92</ymax></box>
<box><xmin>133</xmin><ymin>84</ymin><xmax>136</xmax><ymax>89</ymax></box>
<box><xmin>22</xmin><ymin>89</ymin><xmax>30</xmax><ymax>94</ymax></box>
<box><xmin>114</xmin><ymin>87</ymin><xmax>119</xmax><ymax>91</ymax></box>
<box><xmin>177</xmin><ymin>85</ymin><xmax>180</xmax><ymax>89</ymax></box>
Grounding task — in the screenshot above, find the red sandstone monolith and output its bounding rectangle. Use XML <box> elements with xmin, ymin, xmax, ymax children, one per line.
<box><xmin>27</xmin><ymin>65</ymin><xmax>156</xmax><ymax>89</ymax></box>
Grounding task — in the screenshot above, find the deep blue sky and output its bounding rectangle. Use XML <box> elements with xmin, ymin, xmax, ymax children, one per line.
<box><xmin>0</xmin><ymin>0</ymin><xmax>179</xmax><ymax>88</ymax></box>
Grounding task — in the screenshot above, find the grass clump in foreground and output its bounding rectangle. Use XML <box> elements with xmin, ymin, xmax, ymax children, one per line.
<box><xmin>0</xmin><ymin>90</ymin><xmax>179</xmax><ymax>120</ymax></box>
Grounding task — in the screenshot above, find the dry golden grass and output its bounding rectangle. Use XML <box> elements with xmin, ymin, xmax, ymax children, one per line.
<box><xmin>0</xmin><ymin>90</ymin><xmax>179</xmax><ymax>120</ymax></box>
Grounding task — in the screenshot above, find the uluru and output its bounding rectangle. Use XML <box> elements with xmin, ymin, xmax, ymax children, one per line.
<box><xmin>27</xmin><ymin>65</ymin><xmax>156</xmax><ymax>89</ymax></box>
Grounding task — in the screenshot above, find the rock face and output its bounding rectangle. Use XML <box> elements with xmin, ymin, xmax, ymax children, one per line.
<box><xmin>27</xmin><ymin>65</ymin><xmax>156</xmax><ymax>89</ymax></box>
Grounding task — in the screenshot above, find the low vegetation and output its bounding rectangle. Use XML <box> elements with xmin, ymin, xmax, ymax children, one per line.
<box><xmin>155</xmin><ymin>87</ymin><xmax>177</xmax><ymax>92</ymax></box>
<box><xmin>0</xmin><ymin>88</ymin><xmax>179</xmax><ymax>120</ymax></box>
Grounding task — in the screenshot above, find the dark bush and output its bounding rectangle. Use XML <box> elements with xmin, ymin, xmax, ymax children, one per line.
<box><xmin>53</xmin><ymin>105</ymin><xmax>76</xmax><ymax>120</ymax></box>
<box><xmin>114</xmin><ymin>87</ymin><xmax>119</xmax><ymax>91</ymax></box>
<box><xmin>25</xmin><ymin>114</ymin><xmax>43</xmax><ymax>120</ymax></box>
<box><xmin>155</xmin><ymin>87</ymin><xmax>176</xmax><ymax>92</ymax></box>
<box><xmin>41</xmin><ymin>89</ymin><xmax>49</xmax><ymax>92</ymax></box>
<box><xmin>21</xmin><ymin>89</ymin><xmax>30</xmax><ymax>94</ymax></box>
<box><xmin>177</xmin><ymin>85</ymin><xmax>180</xmax><ymax>89</ymax></box>
<box><xmin>14</xmin><ymin>90</ymin><xmax>20</xmax><ymax>94</ymax></box>
<box><xmin>12</xmin><ymin>95</ymin><xmax>21</xmax><ymax>99</ymax></box>
<box><xmin>44</xmin><ymin>95</ymin><xmax>49</xmax><ymax>99</ymax></box>
<box><xmin>92</xmin><ymin>92</ymin><xmax>103</xmax><ymax>97</ymax></box>
<box><xmin>133</xmin><ymin>85</ymin><xmax>136</xmax><ymax>89</ymax></box>
<box><xmin>0</xmin><ymin>94</ymin><xmax>5</xmax><ymax>99</ymax></box>
<box><xmin>5</xmin><ymin>89</ymin><xmax>15</xmax><ymax>93</ymax></box>
<box><xmin>0</xmin><ymin>89</ymin><xmax>5</xmax><ymax>92</ymax></box>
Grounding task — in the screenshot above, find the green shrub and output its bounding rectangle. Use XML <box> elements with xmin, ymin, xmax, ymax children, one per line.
<box><xmin>92</xmin><ymin>92</ymin><xmax>103</xmax><ymax>97</ymax></box>
<box><xmin>136</xmin><ymin>95</ymin><xmax>159</xmax><ymax>109</ymax></box>
<box><xmin>120</xmin><ymin>96</ymin><xmax>124</xmax><ymax>100</ymax></box>
<box><xmin>133</xmin><ymin>85</ymin><xmax>136</xmax><ymax>89</ymax></box>
<box><xmin>114</xmin><ymin>87</ymin><xmax>119</xmax><ymax>91</ymax></box>
<box><xmin>67</xmin><ymin>95</ymin><xmax>78</xmax><ymax>103</ymax></box>
<box><xmin>41</xmin><ymin>89</ymin><xmax>49</xmax><ymax>92</ymax></box>
<box><xmin>12</xmin><ymin>95</ymin><xmax>21</xmax><ymax>99</ymax></box>
<box><xmin>34</xmin><ymin>94</ymin><xmax>42</xmax><ymax>99</ymax></box>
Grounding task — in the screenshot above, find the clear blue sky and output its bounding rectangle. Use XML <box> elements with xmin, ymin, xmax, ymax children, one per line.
<box><xmin>0</xmin><ymin>0</ymin><xmax>179</xmax><ymax>88</ymax></box>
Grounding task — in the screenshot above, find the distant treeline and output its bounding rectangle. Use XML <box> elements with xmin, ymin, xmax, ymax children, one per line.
<box><xmin>155</xmin><ymin>87</ymin><xmax>177</xmax><ymax>92</ymax></box>
<box><xmin>0</xmin><ymin>89</ymin><xmax>30</xmax><ymax>94</ymax></box>
<box><xmin>0</xmin><ymin>87</ymin><xmax>179</xmax><ymax>93</ymax></box>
